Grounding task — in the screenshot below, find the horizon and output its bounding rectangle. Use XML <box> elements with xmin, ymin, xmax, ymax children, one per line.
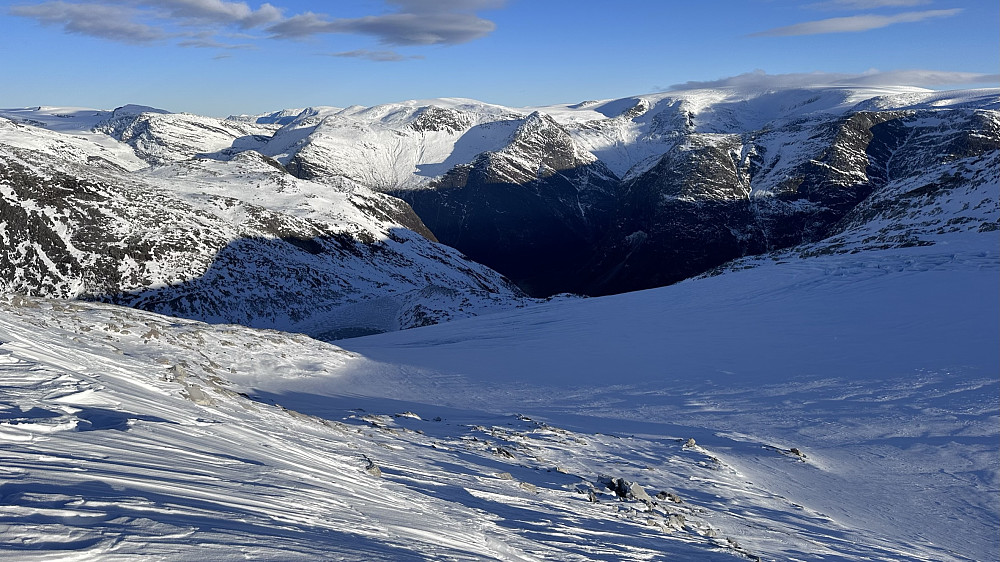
<box><xmin>4</xmin><ymin>79</ymin><xmax>999</xmax><ymax>120</ymax></box>
<box><xmin>1</xmin><ymin>0</ymin><xmax>998</xmax><ymax>117</ymax></box>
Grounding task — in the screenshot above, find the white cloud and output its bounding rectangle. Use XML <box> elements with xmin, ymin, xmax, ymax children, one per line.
<box><xmin>668</xmin><ymin>69</ymin><xmax>1000</xmax><ymax>91</ymax></box>
<box><xmin>10</xmin><ymin>0</ymin><xmax>505</xmax><ymax>49</ymax></box>
<box><xmin>324</xmin><ymin>49</ymin><xmax>424</xmax><ymax>62</ymax></box>
<box><xmin>10</xmin><ymin>1</ymin><xmax>166</xmax><ymax>43</ymax></box>
<box><xmin>266</xmin><ymin>6</ymin><xmax>500</xmax><ymax>45</ymax></box>
<box><xmin>137</xmin><ymin>0</ymin><xmax>283</xmax><ymax>28</ymax></box>
<box><xmin>751</xmin><ymin>8</ymin><xmax>961</xmax><ymax>36</ymax></box>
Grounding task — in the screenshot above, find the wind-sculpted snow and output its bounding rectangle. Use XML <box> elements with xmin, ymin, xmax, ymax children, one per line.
<box><xmin>1</xmin><ymin>229</ymin><xmax>995</xmax><ymax>560</ymax></box>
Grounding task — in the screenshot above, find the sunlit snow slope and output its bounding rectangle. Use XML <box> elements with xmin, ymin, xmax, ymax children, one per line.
<box><xmin>2</xmin><ymin>227</ymin><xmax>996</xmax><ymax>560</ymax></box>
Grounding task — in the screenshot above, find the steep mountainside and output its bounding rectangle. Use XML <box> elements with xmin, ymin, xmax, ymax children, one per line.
<box><xmin>395</xmin><ymin>112</ymin><xmax>620</xmax><ymax>295</ymax></box>
<box><xmin>3</xmin><ymin>86</ymin><xmax>996</xmax><ymax>314</ymax></box>
<box><xmin>582</xmin><ymin>99</ymin><xmax>999</xmax><ymax>293</ymax></box>
<box><xmin>0</xmin><ymin>114</ymin><xmax>528</xmax><ymax>337</ymax></box>
<box><xmin>239</xmin><ymin>86</ymin><xmax>997</xmax><ymax>296</ymax></box>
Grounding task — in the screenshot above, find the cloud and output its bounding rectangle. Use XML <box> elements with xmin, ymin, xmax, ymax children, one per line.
<box><xmin>668</xmin><ymin>70</ymin><xmax>1000</xmax><ymax>91</ymax></box>
<box><xmin>136</xmin><ymin>0</ymin><xmax>283</xmax><ymax>28</ymax></box>
<box><xmin>385</xmin><ymin>0</ymin><xmax>507</xmax><ymax>12</ymax></box>
<box><xmin>9</xmin><ymin>0</ymin><xmax>505</xmax><ymax>49</ymax></box>
<box><xmin>10</xmin><ymin>1</ymin><xmax>166</xmax><ymax>43</ymax></box>
<box><xmin>751</xmin><ymin>8</ymin><xmax>961</xmax><ymax>36</ymax></box>
<box><xmin>177</xmin><ymin>36</ymin><xmax>255</xmax><ymax>49</ymax></box>
<box><xmin>266</xmin><ymin>1</ymin><xmax>503</xmax><ymax>45</ymax></box>
<box><xmin>811</xmin><ymin>0</ymin><xmax>932</xmax><ymax>8</ymax></box>
<box><xmin>324</xmin><ymin>49</ymin><xmax>424</xmax><ymax>62</ymax></box>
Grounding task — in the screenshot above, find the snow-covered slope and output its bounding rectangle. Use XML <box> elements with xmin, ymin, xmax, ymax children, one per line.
<box><xmin>1</xmin><ymin>225</ymin><xmax>995</xmax><ymax>560</ymax></box>
<box><xmin>0</xmin><ymin>111</ymin><xmax>529</xmax><ymax>337</ymax></box>
<box><xmin>1</xmin><ymin>88</ymin><xmax>996</xmax><ymax>561</ymax></box>
<box><xmin>233</xmin><ymin>87</ymin><xmax>998</xmax><ymax>296</ymax></box>
<box><xmin>92</xmin><ymin>106</ymin><xmax>278</xmax><ymax>166</ymax></box>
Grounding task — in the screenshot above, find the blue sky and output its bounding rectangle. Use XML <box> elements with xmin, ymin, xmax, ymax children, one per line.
<box><xmin>1</xmin><ymin>0</ymin><xmax>996</xmax><ymax>116</ymax></box>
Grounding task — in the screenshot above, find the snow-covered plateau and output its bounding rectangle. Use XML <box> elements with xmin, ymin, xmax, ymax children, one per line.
<box><xmin>1</xmin><ymin>85</ymin><xmax>998</xmax><ymax>560</ymax></box>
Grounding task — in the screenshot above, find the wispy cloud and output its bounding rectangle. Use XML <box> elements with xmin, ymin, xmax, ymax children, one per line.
<box><xmin>752</xmin><ymin>8</ymin><xmax>961</xmax><ymax>36</ymax></box>
<box><xmin>668</xmin><ymin>69</ymin><xmax>1000</xmax><ymax>91</ymax></box>
<box><xmin>136</xmin><ymin>0</ymin><xmax>284</xmax><ymax>29</ymax></box>
<box><xmin>324</xmin><ymin>49</ymin><xmax>424</xmax><ymax>62</ymax></box>
<box><xmin>811</xmin><ymin>0</ymin><xmax>932</xmax><ymax>9</ymax></box>
<box><xmin>265</xmin><ymin>1</ymin><xmax>502</xmax><ymax>45</ymax></box>
<box><xmin>178</xmin><ymin>35</ymin><xmax>255</xmax><ymax>49</ymax></box>
<box><xmin>10</xmin><ymin>1</ymin><xmax>166</xmax><ymax>43</ymax></box>
<box><xmin>8</xmin><ymin>0</ymin><xmax>505</xmax><ymax>51</ymax></box>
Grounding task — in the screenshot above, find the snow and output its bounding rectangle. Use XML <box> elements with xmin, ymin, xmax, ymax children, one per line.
<box><xmin>1</xmin><ymin>225</ymin><xmax>996</xmax><ymax>560</ymax></box>
<box><xmin>1</xmin><ymin>85</ymin><xmax>997</xmax><ymax>560</ymax></box>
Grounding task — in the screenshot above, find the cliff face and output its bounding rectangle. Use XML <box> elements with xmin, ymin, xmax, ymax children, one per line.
<box><xmin>0</xmin><ymin>113</ymin><xmax>528</xmax><ymax>338</ymax></box>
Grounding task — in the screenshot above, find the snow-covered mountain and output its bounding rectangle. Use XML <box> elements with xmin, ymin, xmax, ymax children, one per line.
<box><xmin>1</xmin><ymin>86</ymin><xmax>997</xmax><ymax>560</ymax></box>
<box><xmin>226</xmin><ymin>87</ymin><xmax>998</xmax><ymax>296</ymax></box>
<box><xmin>0</xmin><ymin>108</ymin><xmax>528</xmax><ymax>338</ymax></box>
<box><xmin>2</xmin><ymin>86</ymin><xmax>996</xmax><ymax>325</ymax></box>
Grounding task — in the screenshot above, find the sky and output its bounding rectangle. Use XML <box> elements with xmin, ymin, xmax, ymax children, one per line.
<box><xmin>0</xmin><ymin>0</ymin><xmax>997</xmax><ymax>116</ymax></box>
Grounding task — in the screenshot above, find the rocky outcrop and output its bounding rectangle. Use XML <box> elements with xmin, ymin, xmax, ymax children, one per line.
<box><xmin>0</xmin><ymin>122</ymin><xmax>528</xmax><ymax>337</ymax></box>
<box><xmin>579</xmin><ymin>105</ymin><xmax>1000</xmax><ymax>295</ymax></box>
<box><xmin>394</xmin><ymin>112</ymin><xmax>620</xmax><ymax>296</ymax></box>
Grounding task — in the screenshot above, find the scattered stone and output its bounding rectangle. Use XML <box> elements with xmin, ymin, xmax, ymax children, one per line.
<box><xmin>495</xmin><ymin>472</ymin><xmax>514</xmax><ymax>480</ymax></box>
<box><xmin>684</xmin><ymin>438</ymin><xmax>697</xmax><ymax>448</ymax></box>
<box><xmin>493</xmin><ymin>446</ymin><xmax>515</xmax><ymax>459</ymax></box>
<box><xmin>628</xmin><ymin>482</ymin><xmax>652</xmax><ymax>503</ymax></box>
<box><xmin>519</xmin><ymin>482</ymin><xmax>537</xmax><ymax>493</ymax></box>
<box><xmin>656</xmin><ymin>491</ymin><xmax>684</xmax><ymax>503</ymax></box>
<box><xmin>363</xmin><ymin>456</ymin><xmax>381</xmax><ymax>478</ymax></box>
<box><xmin>183</xmin><ymin>383</ymin><xmax>213</xmax><ymax>406</ymax></box>
<box><xmin>646</xmin><ymin>518</ymin><xmax>668</xmax><ymax>532</ymax></box>
<box><xmin>165</xmin><ymin>364</ymin><xmax>187</xmax><ymax>382</ymax></box>
<box><xmin>597</xmin><ymin>475</ymin><xmax>652</xmax><ymax>502</ymax></box>
<box><xmin>667</xmin><ymin>514</ymin><xmax>686</xmax><ymax>530</ymax></box>
<box><xmin>789</xmin><ymin>447</ymin><xmax>807</xmax><ymax>458</ymax></box>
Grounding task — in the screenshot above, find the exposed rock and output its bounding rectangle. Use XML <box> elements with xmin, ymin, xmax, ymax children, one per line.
<box><xmin>363</xmin><ymin>456</ymin><xmax>381</xmax><ymax>478</ymax></box>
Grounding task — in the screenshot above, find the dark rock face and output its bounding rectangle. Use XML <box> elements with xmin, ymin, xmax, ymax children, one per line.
<box><xmin>7</xmin><ymin>90</ymin><xmax>992</xmax><ymax>316</ymax></box>
<box><xmin>0</xmin><ymin>140</ymin><xmax>526</xmax><ymax>335</ymax></box>
<box><xmin>394</xmin><ymin>113</ymin><xmax>620</xmax><ymax>296</ymax></box>
<box><xmin>269</xmin><ymin>96</ymin><xmax>996</xmax><ymax>298</ymax></box>
<box><xmin>409</xmin><ymin>106</ymin><xmax>472</xmax><ymax>134</ymax></box>
<box><xmin>0</xmin><ymin>154</ymin><xmax>225</xmax><ymax>299</ymax></box>
<box><xmin>579</xmin><ymin>108</ymin><xmax>999</xmax><ymax>295</ymax></box>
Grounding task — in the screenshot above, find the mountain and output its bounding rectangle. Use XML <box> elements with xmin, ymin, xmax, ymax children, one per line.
<box><xmin>248</xmin><ymin>87</ymin><xmax>998</xmax><ymax>296</ymax></box>
<box><xmin>395</xmin><ymin>111</ymin><xmax>619</xmax><ymax>296</ymax></box>
<box><xmin>3</xmin><ymin>87</ymin><xmax>996</xmax><ymax>327</ymax></box>
<box><xmin>1</xmin><ymin>87</ymin><xmax>996</xmax><ymax>561</ymax></box>
<box><xmin>0</xmin><ymin>109</ymin><xmax>528</xmax><ymax>338</ymax></box>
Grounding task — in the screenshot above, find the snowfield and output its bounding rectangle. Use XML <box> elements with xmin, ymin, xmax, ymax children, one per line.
<box><xmin>1</xmin><ymin>85</ymin><xmax>998</xmax><ymax>560</ymax></box>
<box><xmin>1</xmin><ymin>230</ymin><xmax>996</xmax><ymax>560</ymax></box>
